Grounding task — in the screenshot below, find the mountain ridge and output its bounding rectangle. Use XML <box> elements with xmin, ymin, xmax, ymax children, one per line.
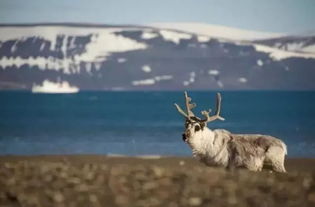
<box><xmin>0</xmin><ymin>23</ymin><xmax>314</xmax><ymax>91</ymax></box>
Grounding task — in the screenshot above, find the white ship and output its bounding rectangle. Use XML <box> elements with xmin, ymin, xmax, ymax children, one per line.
<box><xmin>32</xmin><ymin>80</ymin><xmax>79</xmax><ymax>93</ymax></box>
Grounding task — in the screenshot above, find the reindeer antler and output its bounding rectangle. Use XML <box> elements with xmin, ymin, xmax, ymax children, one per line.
<box><xmin>184</xmin><ymin>91</ymin><xmax>197</xmax><ymax>118</ymax></box>
<box><xmin>174</xmin><ymin>91</ymin><xmax>198</xmax><ymax>121</ymax></box>
<box><xmin>174</xmin><ymin>92</ymin><xmax>225</xmax><ymax>123</ymax></box>
<box><xmin>201</xmin><ymin>93</ymin><xmax>225</xmax><ymax>123</ymax></box>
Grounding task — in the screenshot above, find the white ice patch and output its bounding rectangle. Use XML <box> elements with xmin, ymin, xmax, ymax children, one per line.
<box><xmin>141</xmin><ymin>32</ymin><xmax>158</xmax><ymax>39</ymax></box>
<box><xmin>183</xmin><ymin>72</ymin><xmax>196</xmax><ymax>86</ymax></box>
<box><xmin>85</xmin><ymin>63</ymin><xmax>92</xmax><ymax>73</ymax></box>
<box><xmin>302</xmin><ymin>45</ymin><xmax>315</xmax><ymax>54</ymax></box>
<box><xmin>117</xmin><ymin>58</ymin><xmax>127</xmax><ymax>63</ymax></box>
<box><xmin>189</xmin><ymin>72</ymin><xmax>195</xmax><ymax>83</ymax></box>
<box><xmin>197</xmin><ymin>35</ymin><xmax>211</xmax><ymax>42</ymax></box>
<box><xmin>154</xmin><ymin>75</ymin><xmax>173</xmax><ymax>81</ymax></box>
<box><xmin>238</xmin><ymin>77</ymin><xmax>247</xmax><ymax>83</ymax></box>
<box><xmin>183</xmin><ymin>81</ymin><xmax>190</xmax><ymax>86</ymax></box>
<box><xmin>32</xmin><ymin>80</ymin><xmax>79</xmax><ymax>93</ymax></box>
<box><xmin>150</xmin><ymin>22</ymin><xmax>283</xmax><ymax>41</ymax></box>
<box><xmin>253</xmin><ymin>44</ymin><xmax>315</xmax><ymax>60</ymax></box>
<box><xmin>39</xmin><ymin>43</ymin><xmax>45</xmax><ymax>51</ymax></box>
<box><xmin>142</xmin><ymin>65</ymin><xmax>152</xmax><ymax>73</ymax></box>
<box><xmin>11</xmin><ymin>42</ymin><xmax>18</xmax><ymax>53</ymax></box>
<box><xmin>217</xmin><ymin>80</ymin><xmax>224</xmax><ymax>88</ymax></box>
<box><xmin>94</xmin><ymin>62</ymin><xmax>102</xmax><ymax>70</ymax></box>
<box><xmin>284</xmin><ymin>42</ymin><xmax>305</xmax><ymax>52</ymax></box>
<box><xmin>257</xmin><ymin>59</ymin><xmax>264</xmax><ymax>66</ymax></box>
<box><xmin>208</xmin><ymin>70</ymin><xmax>219</xmax><ymax>75</ymax></box>
<box><xmin>132</xmin><ymin>79</ymin><xmax>155</xmax><ymax>86</ymax></box>
<box><xmin>159</xmin><ymin>30</ymin><xmax>192</xmax><ymax>44</ymax></box>
<box><xmin>132</xmin><ymin>75</ymin><xmax>173</xmax><ymax>86</ymax></box>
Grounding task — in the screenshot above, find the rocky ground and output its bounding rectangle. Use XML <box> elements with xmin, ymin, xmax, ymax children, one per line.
<box><xmin>0</xmin><ymin>156</ymin><xmax>315</xmax><ymax>207</ymax></box>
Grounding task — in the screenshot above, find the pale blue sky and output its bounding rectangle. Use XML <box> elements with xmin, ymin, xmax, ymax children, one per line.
<box><xmin>0</xmin><ymin>0</ymin><xmax>314</xmax><ymax>33</ymax></box>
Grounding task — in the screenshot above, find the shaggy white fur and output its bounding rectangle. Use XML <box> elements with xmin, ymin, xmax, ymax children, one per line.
<box><xmin>184</xmin><ymin>122</ymin><xmax>287</xmax><ymax>172</ymax></box>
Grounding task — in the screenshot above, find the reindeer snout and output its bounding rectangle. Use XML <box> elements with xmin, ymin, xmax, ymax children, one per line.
<box><xmin>182</xmin><ymin>133</ymin><xmax>187</xmax><ymax>142</ymax></box>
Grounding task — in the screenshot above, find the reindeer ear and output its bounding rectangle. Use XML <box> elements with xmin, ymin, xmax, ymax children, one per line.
<box><xmin>185</xmin><ymin>120</ymin><xmax>189</xmax><ymax>128</ymax></box>
<box><xmin>200</xmin><ymin>122</ymin><xmax>206</xmax><ymax>129</ymax></box>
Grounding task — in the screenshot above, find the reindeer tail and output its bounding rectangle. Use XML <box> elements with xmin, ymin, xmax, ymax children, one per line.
<box><xmin>281</xmin><ymin>142</ymin><xmax>288</xmax><ymax>155</ymax></box>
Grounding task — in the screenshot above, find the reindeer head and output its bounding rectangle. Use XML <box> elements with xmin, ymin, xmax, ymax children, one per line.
<box><xmin>174</xmin><ymin>92</ymin><xmax>225</xmax><ymax>144</ymax></box>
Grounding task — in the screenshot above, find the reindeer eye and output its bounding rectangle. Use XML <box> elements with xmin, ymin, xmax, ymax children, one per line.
<box><xmin>195</xmin><ymin>125</ymin><xmax>200</xmax><ymax>132</ymax></box>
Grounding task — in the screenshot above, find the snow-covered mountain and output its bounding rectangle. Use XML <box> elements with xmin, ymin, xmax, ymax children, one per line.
<box><xmin>0</xmin><ymin>23</ymin><xmax>315</xmax><ymax>91</ymax></box>
<box><xmin>254</xmin><ymin>36</ymin><xmax>315</xmax><ymax>54</ymax></box>
<box><xmin>150</xmin><ymin>22</ymin><xmax>284</xmax><ymax>41</ymax></box>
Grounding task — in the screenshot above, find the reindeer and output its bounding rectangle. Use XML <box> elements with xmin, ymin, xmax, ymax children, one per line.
<box><xmin>174</xmin><ymin>92</ymin><xmax>287</xmax><ymax>172</ymax></box>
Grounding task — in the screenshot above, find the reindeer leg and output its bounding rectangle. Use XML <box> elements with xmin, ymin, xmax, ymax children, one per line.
<box><xmin>244</xmin><ymin>157</ymin><xmax>264</xmax><ymax>172</ymax></box>
<box><xmin>265</xmin><ymin>146</ymin><xmax>287</xmax><ymax>173</ymax></box>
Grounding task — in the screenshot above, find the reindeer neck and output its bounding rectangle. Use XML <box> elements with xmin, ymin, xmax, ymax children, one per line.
<box><xmin>190</xmin><ymin>127</ymin><xmax>215</xmax><ymax>155</ymax></box>
<box><xmin>191</xmin><ymin>127</ymin><xmax>230</xmax><ymax>167</ymax></box>
<box><xmin>203</xmin><ymin>127</ymin><xmax>214</xmax><ymax>139</ymax></box>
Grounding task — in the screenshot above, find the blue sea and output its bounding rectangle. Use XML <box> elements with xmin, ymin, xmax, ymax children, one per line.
<box><xmin>0</xmin><ymin>91</ymin><xmax>314</xmax><ymax>157</ymax></box>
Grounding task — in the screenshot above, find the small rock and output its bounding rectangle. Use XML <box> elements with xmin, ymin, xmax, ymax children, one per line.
<box><xmin>134</xmin><ymin>172</ymin><xmax>147</xmax><ymax>181</ymax></box>
<box><xmin>4</xmin><ymin>163</ymin><xmax>13</xmax><ymax>169</ymax></box>
<box><xmin>303</xmin><ymin>176</ymin><xmax>312</xmax><ymax>189</ymax></box>
<box><xmin>44</xmin><ymin>174</ymin><xmax>53</xmax><ymax>182</ymax></box>
<box><xmin>89</xmin><ymin>194</ymin><xmax>98</xmax><ymax>203</ymax></box>
<box><xmin>85</xmin><ymin>172</ymin><xmax>94</xmax><ymax>180</ymax></box>
<box><xmin>53</xmin><ymin>192</ymin><xmax>64</xmax><ymax>203</ymax></box>
<box><xmin>115</xmin><ymin>195</ymin><xmax>130</xmax><ymax>206</ymax></box>
<box><xmin>179</xmin><ymin>161</ymin><xmax>185</xmax><ymax>166</ymax></box>
<box><xmin>6</xmin><ymin>178</ymin><xmax>16</xmax><ymax>186</ymax></box>
<box><xmin>59</xmin><ymin>172</ymin><xmax>68</xmax><ymax>178</ymax></box>
<box><xmin>143</xmin><ymin>182</ymin><xmax>157</xmax><ymax>190</ymax></box>
<box><xmin>152</xmin><ymin>167</ymin><xmax>164</xmax><ymax>177</ymax></box>
<box><xmin>308</xmin><ymin>192</ymin><xmax>315</xmax><ymax>203</ymax></box>
<box><xmin>68</xmin><ymin>177</ymin><xmax>81</xmax><ymax>184</ymax></box>
<box><xmin>76</xmin><ymin>184</ymin><xmax>89</xmax><ymax>192</ymax></box>
<box><xmin>189</xmin><ymin>197</ymin><xmax>202</xmax><ymax>206</ymax></box>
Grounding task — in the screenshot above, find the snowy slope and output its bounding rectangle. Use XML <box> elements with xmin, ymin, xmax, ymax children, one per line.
<box><xmin>150</xmin><ymin>22</ymin><xmax>284</xmax><ymax>41</ymax></box>
<box><xmin>0</xmin><ymin>26</ymin><xmax>147</xmax><ymax>74</ymax></box>
<box><xmin>254</xmin><ymin>36</ymin><xmax>315</xmax><ymax>54</ymax></box>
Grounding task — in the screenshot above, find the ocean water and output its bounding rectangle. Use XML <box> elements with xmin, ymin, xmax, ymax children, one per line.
<box><xmin>0</xmin><ymin>91</ymin><xmax>314</xmax><ymax>157</ymax></box>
